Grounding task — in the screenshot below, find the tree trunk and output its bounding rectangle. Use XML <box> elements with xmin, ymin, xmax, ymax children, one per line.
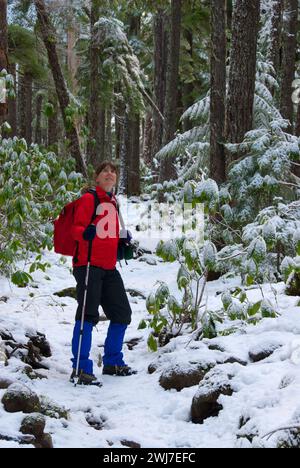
<box><xmin>114</xmin><ymin>86</ymin><xmax>125</xmax><ymax>161</ymax></box>
<box><xmin>6</xmin><ymin>62</ymin><xmax>16</xmax><ymax>136</ymax></box>
<box><xmin>87</xmin><ymin>0</ymin><xmax>105</xmax><ymax>168</ymax></box>
<box><xmin>296</xmin><ymin>103</ymin><xmax>300</xmax><ymax>137</ymax></box>
<box><xmin>143</xmin><ymin>111</ymin><xmax>153</xmax><ymax>167</ymax></box>
<box><xmin>159</xmin><ymin>0</ymin><xmax>182</xmax><ymax>184</ymax></box>
<box><xmin>25</xmin><ymin>73</ymin><xmax>32</xmax><ymax>144</ymax></box>
<box><xmin>48</xmin><ymin>97</ymin><xmax>58</xmax><ymax>148</ymax></box>
<box><xmin>152</xmin><ymin>10</ymin><xmax>168</xmax><ymax>160</ymax></box>
<box><xmin>126</xmin><ymin>14</ymin><xmax>141</xmax><ymax>196</ymax></box>
<box><xmin>268</xmin><ymin>0</ymin><xmax>283</xmax><ymax>77</ymax></box>
<box><xmin>225</xmin><ymin>0</ymin><xmax>260</xmax><ymax>165</ymax></box>
<box><xmin>105</xmin><ymin>107</ymin><xmax>112</xmax><ymax>160</ymax></box>
<box><xmin>35</xmin><ymin>92</ymin><xmax>43</xmax><ymax>144</ymax></box>
<box><xmin>118</xmin><ymin>112</ymin><xmax>129</xmax><ymax>194</ymax></box>
<box><xmin>280</xmin><ymin>0</ymin><xmax>298</xmax><ymax>133</ymax></box>
<box><xmin>34</xmin><ymin>0</ymin><xmax>87</xmax><ymax>176</ymax></box>
<box><xmin>182</xmin><ymin>29</ymin><xmax>194</xmax><ymax>132</ymax></box>
<box><xmin>210</xmin><ymin>0</ymin><xmax>226</xmax><ymax>184</ymax></box>
<box><xmin>0</xmin><ymin>0</ymin><xmax>8</xmax><ymax>127</ymax></box>
<box><xmin>67</xmin><ymin>0</ymin><xmax>79</xmax><ymax>94</ymax></box>
<box><xmin>19</xmin><ymin>71</ymin><xmax>32</xmax><ymax>144</ymax></box>
<box><xmin>127</xmin><ymin>114</ymin><xmax>141</xmax><ymax>196</ymax></box>
<box><xmin>294</xmin><ymin>103</ymin><xmax>300</xmax><ymax>176</ymax></box>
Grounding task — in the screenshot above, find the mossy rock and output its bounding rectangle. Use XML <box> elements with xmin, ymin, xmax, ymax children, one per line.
<box><xmin>20</xmin><ymin>413</ymin><xmax>46</xmax><ymax>437</ymax></box>
<box><xmin>2</xmin><ymin>383</ymin><xmax>41</xmax><ymax>413</ymax></box>
<box><xmin>54</xmin><ymin>287</ymin><xmax>77</xmax><ymax>299</ymax></box>
<box><xmin>40</xmin><ymin>395</ymin><xmax>69</xmax><ymax>420</ymax></box>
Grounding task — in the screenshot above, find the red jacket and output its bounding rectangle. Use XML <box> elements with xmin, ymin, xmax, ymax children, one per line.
<box><xmin>71</xmin><ymin>186</ymin><xmax>120</xmax><ymax>269</ymax></box>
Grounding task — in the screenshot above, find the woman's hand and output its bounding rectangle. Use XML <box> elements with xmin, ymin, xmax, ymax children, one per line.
<box><xmin>119</xmin><ymin>229</ymin><xmax>132</xmax><ymax>245</ymax></box>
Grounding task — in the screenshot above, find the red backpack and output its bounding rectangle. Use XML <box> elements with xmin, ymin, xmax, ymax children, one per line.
<box><xmin>53</xmin><ymin>189</ymin><xmax>99</xmax><ymax>256</ymax></box>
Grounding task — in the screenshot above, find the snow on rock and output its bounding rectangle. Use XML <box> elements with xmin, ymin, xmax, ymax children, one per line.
<box><xmin>2</xmin><ymin>383</ymin><xmax>41</xmax><ymax>414</ymax></box>
<box><xmin>248</xmin><ymin>340</ymin><xmax>283</xmax><ymax>363</ymax></box>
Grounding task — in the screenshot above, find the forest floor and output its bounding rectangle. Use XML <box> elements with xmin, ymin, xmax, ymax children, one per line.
<box><xmin>0</xmin><ymin>199</ymin><xmax>300</xmax><ymax>448</ymax></box>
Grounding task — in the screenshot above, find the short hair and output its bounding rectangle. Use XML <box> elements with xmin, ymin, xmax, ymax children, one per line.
<box><xmin>95</xmin><ymin>160</ymin><xmax>119</xmax><ymax>178</ymax></box>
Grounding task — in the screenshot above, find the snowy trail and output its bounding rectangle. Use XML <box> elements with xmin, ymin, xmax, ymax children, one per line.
<box><xmin>1</xmin><ymin>249</ymin><xmax>300</xmax><ymax>448</ymax></box>
<box><xmin>0</xmin><ymin>251</ymin><xmax>237</xmax><ymax>448</ymax></box>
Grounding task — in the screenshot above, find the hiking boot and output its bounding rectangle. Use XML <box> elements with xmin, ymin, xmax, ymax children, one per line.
<box><xmin>102</xmin><ymin>365</ymin><xmax>137</xmax><ymax>376</ymax></box>
<box><xmin>70</xmin><ymin>369</ymin><xmax>103</xmax><ymax>387</ymax></box>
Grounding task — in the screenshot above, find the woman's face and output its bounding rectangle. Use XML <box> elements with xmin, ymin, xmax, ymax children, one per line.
<box><xmin>95</xmin><ymin>165</ymin><xmax>117</xmax><ymax>192</ymax></box>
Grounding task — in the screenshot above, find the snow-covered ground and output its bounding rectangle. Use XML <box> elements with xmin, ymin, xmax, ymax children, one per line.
<box><xmin>0</xmin><ymin>199</ymin><xmax>300</xmax><ymax>448</ymax></box>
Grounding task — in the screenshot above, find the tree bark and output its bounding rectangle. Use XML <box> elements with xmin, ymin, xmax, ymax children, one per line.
<box><xmin>280</xmin><ymin>0</ymin><xmax>298</xmax><ymax>133</ymax></box>
<box><xmin>114</xmin><ymin>85</ymin><xmax>125</xmax><ymax>161</ymax></box>
<box><xmin>152</xmin><ymin>10</ymin><xmax>168</xmax><ymax>159</ymax></box>
<box><xmin>143</xmin><ymin>111</ymin><xmax>153</xmax><ymax>167</ymax></box>
<box><xmin>6</xmin><ymin>62</ymin><xmax>16</xmax><ymax>136</ymax></box>
<box><xmin>19</xmin><ymin>71</ymin><xmax>32</xmax><ymax>144</ymax></box>
<box><xmin>35</xmin><ymin>92</ymin><xmax>43</xmax><ymax>144</ymax></box>
<box><xmin>159</xmin><ymin>0</ymin><xmax>182</xmax><ymax>184</ymax></box>
<box><xmin>182</xmin><ymin>29</ymin><xmax>194</xmax><ymax>132</ymax></box>
<box><xmin>66</xmin><ymin>0</ymin><xmax>79</xmax><ymax>94</ymax></box>
<box><xmin>126</xmin><ymin>14</ymin><xmax>141</xmax><ymax>196</ymax></box>
<box><xmin>48</xmin><ymin>97</ymin><xmax>58</xmax><ymax>147</ymax></box>
<box><xmin>210</xmin><ymin>0</ymin><xmax>226</xmax><ymax>184</ymax></box>
<box><xmin>34</xmin><ymin>0</ymin><xmax>87</xmax><ymax>176</ymax></box>
<box><xmin>225</xmin><ymin>0</ymin><xmax>260</xmax><ymax>164</ymax></box>
<box><xmin>87</xmin><ymin>0</ymin><xmax>105</xmax><ymax>168</ymax></box>
<box><xmin>0</xmin><ymin>0</ymin><xmax>8</xmax><ymax>127</ymax></box>
<box><xmin>268</xmin><ymin>0</ymin><xmax>283</xmax><ymax>77</ymax></box>
<box><xmin>296</xmin><ymin>102</ymin><xmax>300</xmax><ymax>137</ymax></box>
<box><xmin>118</xmin><ymin>112</ymin><xmax>130</xmax><ymax>194</ymax></box>
<box><xmin>127</xmin><ymin>113</ymin><xmax>141</xmax><ymax>195</ymax></box>
<box><xmin>294</xmin><ymin>103</ymin><xmax>300</xmax><ymax>176</ymax></box>
<box><xmin>105</xmin><ymin>107</ymin><xmax>112</xmax><ymax>160</ymax></box>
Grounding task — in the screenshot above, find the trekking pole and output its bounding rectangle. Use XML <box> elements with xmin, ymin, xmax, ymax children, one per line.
<box><xmin>74</xmin><ymin>239</ymin><xmax>93</xmax><ymax>386</ymax></box>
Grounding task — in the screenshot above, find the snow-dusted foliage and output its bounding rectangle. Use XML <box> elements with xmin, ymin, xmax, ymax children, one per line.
<box><xmin>0</xmin><ymin>137</ymin><xmax>83</xmax><ymax>282</ymax></box>
<box><xmin>226</xmin><ymin>119</ymin><xmax>300</xmax><ymax>223</ymax></box>
<box><xmin>93</xmin><ymin>17</ymin><xmax>146</xmax><ymax>113</ymax></box>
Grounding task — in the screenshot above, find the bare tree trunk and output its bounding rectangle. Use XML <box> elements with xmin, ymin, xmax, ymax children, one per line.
<box><xmin>159</xmin><ymin>0</ymin><xmax>182</xmax><ymax>184</ymax></box>
<box><xmin>114</xmin><ymin>86</ymin><xmax>125</xmax><ymax>161</ymax></box>
<box><xmin>143</xmin><ymin>111</ymin><xmax>153</xmax><ymax>167</ymax></box>
<box><xmin>118</xmin><ymin>112</ymin><xmax>129</xmax><ymax>195</ymax></box>
<box><xmin>225</xmin><ymin>0</ymin><xmax>260</xmax><ymax>166</ymax></box>
<box><xmin>127</xmin><ymin>114</ymin><xmax>141</xmax><ymax>195</ymax></box>
<box><xmin>294</xmin><ymin>103</ymin><xmax>300</xmax><ymax>177</ymax></box>
<box><xmin>34</xmin><ymin>0</ymin><xmax>87</xmax><ymax>176</ymax></box>
<box><xmin>280</xmin><ymin>0</ymin><xmax>298</xmax><ymax>133</ymax></box>
<box><xmin>25</xmin><ymin>73</ymin><xmax>32</xmax><ymax>144</ymax></box>
<box><xmin>105</xmin><ymin>107</ymin><xmax>112</xmax><ymax>160</ymax></box>
<box><xmin>152</xmin><ymin>10</ymin><xmax>168</xmax><ymax>159</ymax></box>
<box><xmin>87</xmin><ymin>0</ymin><xmax>105</xmax><ymax>168</ymax></box>
<box><xmin>67</xmin><ymin>0</ymin><xmax>79</xmax><ymax>94</ymax></box>
<box><xmin>182</xmin><ymin>29</ymin><xmax>194</xmax><ymax>132</ymax></box>
<box><xmin>6</xmin><ymin>62</ymin><xmax>16</xmax><ymax>136</ymax></box>
<box><xmin>127</xmin><ymin>14</ymin><xmax>141</xmax><ymax>196</ymax></box>
<box><xmin>35</xmin><ymin>92</ymin><xmax>43</xmax><ymax>144</ymax></box>
<box><xmin>115</xmin><ymin>113</ymin><xmax>122</xmax><ymax>161</ymax></box>
<box><xmin>296</xmin><ymin>104</ymin><xmax>300</xmax><ymax>137</ymax></box>
<box><xmin>48</xmin><ymin>97</ymin><xmax>58</xmax><ymax>147</ymax></box>
<box><xmin>19</xmin><ymin>71</ymin><xmax>32</xmax><ymax>144</ymax></box>
<box><xmin>268</xmin><ymin>0</ymin><xmax>283</xmax><ymax>77</ymax></box>
<box><xmin>210</xmin><ymin>0</ymin><xmax>226</xmax><ymax>184</ymax></box>
<box><xmin>0</xmin><ymin>0</ymin><xmax>8</xmax><ymax>127</ymax></box>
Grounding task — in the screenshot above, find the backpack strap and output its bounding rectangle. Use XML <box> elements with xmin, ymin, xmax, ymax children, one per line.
<box><xmin>73</xmin><ymin>189</ymin><xmax>100</xmax><ymax>264</ymax></box>
<box><xmin>87</xmin><ymin>188</ymin><xmax>100</xmax><ymax>223</ymax></box>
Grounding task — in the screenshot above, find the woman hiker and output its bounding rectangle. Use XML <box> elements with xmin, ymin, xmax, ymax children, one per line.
<box><xmin>70</xmin><ymin>161</ymin><xmax>136</xmax><ymax>386</ymax></box>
